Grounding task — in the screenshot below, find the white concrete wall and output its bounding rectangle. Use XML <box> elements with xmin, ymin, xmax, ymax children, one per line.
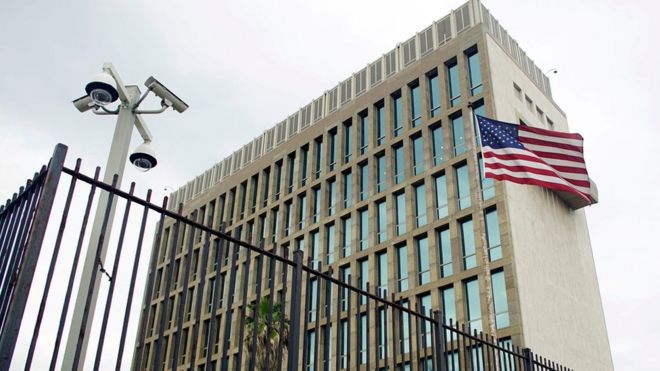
<box><xmin>484</xmin><ymin>34</ymin><xmax>614</xmax><ymax>370</ymax></box>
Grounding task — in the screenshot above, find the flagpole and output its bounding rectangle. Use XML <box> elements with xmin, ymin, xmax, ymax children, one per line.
<box><xmin>467</xmin><ymin>103</ymin><xmax>499</xmax><ymax>349</ymax></box>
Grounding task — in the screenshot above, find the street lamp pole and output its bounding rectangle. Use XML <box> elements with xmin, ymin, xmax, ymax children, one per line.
<box><xmin>62</xmin><ymin>63</ymin><xmax>187</xmax><ymax>371</ymax></box>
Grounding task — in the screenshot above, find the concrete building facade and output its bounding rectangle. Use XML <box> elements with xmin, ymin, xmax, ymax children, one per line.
<box><xmin>134</xmin><ymin>1</ymin><xmax>613</xmax><ymax>370</ymax></box>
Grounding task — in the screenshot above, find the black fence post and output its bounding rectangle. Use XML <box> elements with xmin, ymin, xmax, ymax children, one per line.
<box><xmin>287</xmin><ymin>249</ymin><xmax>304</xmax><ymax>371</ymax></box>
<box><xmin>0</xmin><ymin>143</ymin><xmax>67</xmax><ymax>370</ymax></box>
<box><xmin>433</xmin><ymin>310</ymin><xmax>446</xmax><ymax>371</ymax></box>
<box><xmin>523</xmin><ymin>348</ymin><xmax>535</xmax><ymax>371</ymax></box>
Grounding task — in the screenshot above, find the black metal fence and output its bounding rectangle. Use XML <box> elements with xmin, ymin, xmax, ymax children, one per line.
<box><xmin>0</xmin><ymin>144</ymin><xmax>572</xmax><ymax>371</ymax></box>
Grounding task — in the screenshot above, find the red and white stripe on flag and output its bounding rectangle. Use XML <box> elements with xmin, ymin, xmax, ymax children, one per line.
<box><xmin>482</xmin><ymin>123</ymin><xmax>594</xmax><ymax>203</ymax></box>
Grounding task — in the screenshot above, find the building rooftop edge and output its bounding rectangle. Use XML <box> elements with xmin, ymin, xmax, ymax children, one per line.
<box><xmin>170</xmin><ymin>0</ymin><xmax>555</xmax><ymax>209</ymax></box>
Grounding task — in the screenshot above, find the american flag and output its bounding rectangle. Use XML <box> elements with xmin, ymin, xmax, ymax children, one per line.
<box><xmin>476</xmin><ymin>115</ymin><xmax>594</xmax><ymax>203</ymax></box>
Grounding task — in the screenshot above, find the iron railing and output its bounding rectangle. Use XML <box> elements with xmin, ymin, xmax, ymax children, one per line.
<box><xmin>0</xmin><ymin>144</ymin><xmax>572</xmax><ymax>371</ymax></box>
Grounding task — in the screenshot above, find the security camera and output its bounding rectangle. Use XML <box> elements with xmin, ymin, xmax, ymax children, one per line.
<box><xmin>72</xmin><ymin>95</ymin><xmax>94</xmax><ymax>112</ymax></box>
<box><xmin>85</xmin><ymin>72</ymin><xmax>119</xmax><ymax>106</ymax></box>
<box><xmin>144</xmin><ymin>76</ymin><xmax>189</xmax><ymax>113</ymax></box>
<box><xmin>129</xmin><ymin>142</ymin><xmax>158</xmax><ymax>172</ymax></box>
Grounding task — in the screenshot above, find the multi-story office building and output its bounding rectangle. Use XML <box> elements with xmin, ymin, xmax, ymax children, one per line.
<box><xmin>134</xmin><ymin>0</ymin><xmax>613</xmax><ymax>369</ymax></box>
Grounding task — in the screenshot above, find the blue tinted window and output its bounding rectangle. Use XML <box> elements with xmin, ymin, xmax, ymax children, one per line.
<box><xmin>435</xmin><ymin>174</ymin><xmax>448</xmax><ymax>219</ymax></box>
<box><xmin>397</xmin><ymin>245</ymin><xmax>408</xmax><ymax>291</ymax></box>
<box><xmin>447</xmin><ymin>62</ymin><xmax>461</xmax><ymax>107</ymax></box>
<box><xmin>468</xmin><ymin>51</ymin><xmax>483</xmax><ymax>95</ymax></box>
<box><xmin>412</xmin><ymin>136</ymin><xmax>425</xmax><ymax>175</ymax></box>
<box><xmin>360</xmin><ymin>114</ymin><xmax>369</xmax><ymax>155</ymax></box>
<box><xmin>461</xmin><ymin>219</ymin><xmax>476</xmax><ymax>269</ymax></box>
<box><xmin>428</xmin><ymin>73</ymin><xmax>441</xmax><ymax>117</ymax></box>
<box><xmin>393</xmin><ymin>94</ymin><xmax>403</xmax><ymax>137</ymax></box>
<box><xmin>452</xmin><ymin>115</ymin><xmax>466</xmax><ymax>156</ymax></box>
<box><xmin>394</xmin><ymin>146</ymin><xmax>405</xmax><ymax>184</ymax></box>
<box><xmin>344</xmin><ymin>122</ymin><xmax>352</xmax><ymax>163</ymax></box>
<box><xmin>376</xmin><ymin>105</ymin><xmax>386</xmax><ymax>145</ymax></box>
<box><xmin>486</xmin><ymin>209</ymin><xmax>502</xmax><ymax>261</ymax></box>
<box><xmin>415</xmin><ymin>184</ymin><xmax>427</xmax><ymax>227</ymax></box>
<box><xmin>377</xmin><ymin>201</ymin><xmax>387</xmax><ymax>243</ymax></box>
<box><xmin>377</xmin><ymin>155</ymin><xmax>387</xmax><ymax>192</ymax></box>
<box><xmin>492</xmin><ymin>271</ymin><xmax>510</xmax><ymax>329</ymax></box>
<box><xmin>417</xmin><ymin>237</ymin><xmax>430</xmax><ymax>285</ymax></box>
<box><xmin>456</xmin><ymin>164</ymin><xmax>471</xmax><ymax>210</ymax></box>
<box><xmin>438</xmin><ymin>228</ymin><xmax>452</xmax><ymax>277</ymax></box>
<box><xmin>432</xmin><ymin>126</ymin><xmax>445</xmax><ymax>166</ymax></box>
<box><xmin>465</xmin><ymin>278</ymin><xmax>482</xmax><ymax>332</ymax></box>
<box><xmin>395</xmin><ymin>193</ymin><xmax>406</xmax><ymax>235</ymax></box>
<box><xmin>410</xmin><ymin>84</ymin><xmax>422</xmax><ymax>127</ymax></box>
<box><xmin>359</xmin><ymin>163</ymin><xmax>369</xmax><ymax>201</ymax></box>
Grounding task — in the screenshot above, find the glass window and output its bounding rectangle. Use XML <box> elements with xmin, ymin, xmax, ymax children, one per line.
<box><xmin>498</xmin><ymin>338</ymin><xmax>515</xmax><ymax>370</ymax></box>
<box><xmin>452</xmin><ymin>115</ymin><xmax>466</xmax><ymax>156</ymax></box>
<box><xmin>250</xmin><ymin>176</ymin><xmax>258</xmax><ymax>212</ymax></box>
<box><xmin>327</xmin><ymin>179</ymin><xmax>336</xmax><ymax>216</ymax></box>
<box><xmin>358</xmin><ymin>314</ymin><xmax>369</xmax><ymax>365</ymax></box>
<box><xmin>437</xmin><ymin>227</ymin><xmax>452</xmax><ymax>278</ymax></box>
<box><xmin>326</xmin><ymin>224</ymin><xmax>336</xmax><ymax>264</ymax></box>
<box><xmin>284</xmin><ymin>202</ymin><xmax>292</xmax><ymax>236</ymax></box>
<box><xmin>359</xmin><ymin>259</ymin><xmax>369</xmax><ymax>305</ymax></box>
<box><xmin>376</xmin><ymin>104</ymin><xmax>386</xmax><ymax>146</ymax></box>
<box><xmin>343</xmin><ymin>171</ymin><xmax>353</xmax><ymax>208</ymax></box>
<box><xmin>397</xmin><ymin>244</ymin><xmax>409</xmax><ymax>291</ymax></box>
<box><xmin>273</xmin><ymin>162</ymin><xmax>282</xmax><ymax>201</ymax></box>
<box><xmin>394</xmin><ymin>145</ymin><xmax>405</xmax><ymax>184</ymax></box>
<box><xmin>376</xmin><ymin>154</ymin><xmax>387</xmax><ymax>192</ymax></box>
<box><xmin>344</xmin><ymin>121</ymin><xmax>352</xmax><ymax>163</ymax></box>
<box><xmin>314</xmin><ymin>138</ymin><xmax>323</xmax><ymax>179</ymax></box>
<box><xmin>359</xmin><ymin>163</ymin><xmax>369</xmax><ymax>201</ymax></box>
<box><xmin>328</xmin><ymin>131</ymin><xmax>337</xmax><ymax>171</ymax></box>
<box><xmin>393</xmin><ymin>93</ymin><xmax>403</xmax><ymax>137</ymax></box>
<box><xmin>431</xmin><ymin>125</ymin><xmax>444</xmax><ymax>166</ymax></box>
<box><xmin>300</xmin><ymin>146</ymin><xmax>309</xmax><ymax>186</ymax></box>
<box><xmin>456</xmin><ymin>163</ymin><xmax>471</xmax><ymax>210</ymax></box>
<box><xmin>417</xmin><ymin>236</ymin><xmax>430</xmax><ymax>285</ymax></box>
<box><xmin>414</xmin><ymin>183</ymin><xmax>427</xmax><ymax>227</ymax></box>
<box><xmin>342</xmin><ymin>216</ymin><xmax>352</xmax><ymax>258</ymax></box>
<box><xmin>341</xmin><ymin>266</ymin><xmax>351</xmax><ymax>311</ymax></box>
<box><xmin>486</xmin><ymin>209</ymin><xmax>502</xmax><ymax>261</ymax></box>
<box><xmin>419</xmin><ymin>293</ymin><xmax>432</xmax><ymax>347</ymax></box>
<box><xmin>359</xmin><ymin>314</ymin><xmax>368</xmax><ymax>364</ymax></box>
<box><xmin>428</xmin><ymin>72</ymin><xmax>441</xmax><ymax>117</ymax></box>
<box><xmin>310</xmin><ymin>231</ymin><xmax>320</xmax><ymax>268</ymax></box>
<box><xmin>377</xmin><ymin>200</ymin><xmax>387</xmax><ymax>243</ymax></box>
<box><xmin>465</xmin><ymin>278</ymin><xmax>482</xmax><ymax>332</ymax></box>
<box><xmin>461</xmin><ymin>219</ymin><xmax>476</xmax><ymax>269</ymax></box>
<box><xmin>400</xmin><ymin>300</ymin><xmax>411</xmax><ymax>354</ymax></box>
<box><xmin>395</xmin><ymin>193</ymin><xmax>406</xmax><ymax>236</ymax></box>
<box><xmin>441</xmin><ymin>286</ymin><xmax>456</xmax><ymax>323</ymax></box>
<box><xmin>447</xmin><ymin>61</ymin><xmax>461</xmax><ymax>107</ymax></box>
<box><xmin>227</xmin><ymin>188</ymin><xmax>236</xmax><ymax>222</ymax></box>
<box><xmin>270</xmin><ymin>208</ymin><xmax>279</xmax><ymax>242</ymax></box>
<box><xmin>359</xmin><ymin>209</ymin><xmax>369</xmax><ymax>251</ymax></box>
<box><xmin>312</xmin><ymin>188</ymin><xmax>320</xmax><ymax>224</ymax></box>
<box><xmin>287</xmin><ymin>154</ymin><xmax>295</xmax><ymax>193</ymax></box>
<box><xmin>360</xmin><ymin>113</ymin><xmax>369</xmax><ymax>155</ymax></box>
<box><xmin>435</xmin><ymin>174</ymin><xmax>448</xmax><ymax>219</ymax></box>
<box><xmin>377</xmin><ymin>252</ymin><xmax>388</xmax><ymax>296</ymax></box>
<box><xmin>298</xmin><ymin>194</ymin><xmax>307</xmax><ymax>229</ymax></box>
<box><xmin>412</xmin><ymin>136</ymin><xmax>425</xmax><ymax>176</ymax></box>
<box><xmin>259</xmin><ymin>170</ymin><xmax>270</xmax><ymax>207</ymax></box>
<box><xmin>467</xmin><ymin>50</ymin><xmax>483</xmax><ymax>95</ymax></box>
<box><xmin>378</xmin><ymin>307</ymin><xmax>387</xmax><ymax>359</ymax></box>
<box><xmin>492</xmin><ymin>270</ymin><xmax>510</xmax><ymax>329</ymax></box>
<box><xmin>410</xmin><ymin>83</ymin><xmax>421</xmax><ymax>127</ymax></box>
<box><xmin>479</xmin><ymin>156</ymin><xmax>495</xmax><ymax>200</ymax></box>
<box><xmin>307</xmin><ymin>330</ymin><xmax>316</xmax><ymax>370</ymax></box>
<box><xmin>340</xmin><ymin>320</ymin><xmax>348</xmax><ymax>368</ymax></box>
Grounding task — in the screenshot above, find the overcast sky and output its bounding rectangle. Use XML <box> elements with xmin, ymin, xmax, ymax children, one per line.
<box><xmin>1</xmin><ymin>0</ymin><xmax>658</xmax><ymax>369</ymax></box>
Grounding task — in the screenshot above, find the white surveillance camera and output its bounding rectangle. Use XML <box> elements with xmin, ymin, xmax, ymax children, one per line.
<box><xmin>85</xmin><ymin>72</ymin><xmax>119</xmax><ymax>106</ymax></box>
<box><xmin>145</xmin><ymin>76</ymin><xmax>189</xmax><ymax>113</ymax></box>
<box><xmin>130</xmin><ymin>142</ymin><xmax>158</xmax><ymax>172</ymax></box>
<box><xmin>72</xmin><ymin>95</ymin><xmax>94</xmax><ymax>112</ymax></box>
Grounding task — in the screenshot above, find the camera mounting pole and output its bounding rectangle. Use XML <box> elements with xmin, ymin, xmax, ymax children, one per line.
<box><xmin>64</xmin><ymin>63</ymin><xmax>187</xmax><ymax>371</ymax></box>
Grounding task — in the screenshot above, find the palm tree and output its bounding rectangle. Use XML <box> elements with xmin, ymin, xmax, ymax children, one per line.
<box><xmin>244</xmin><ymin>297</ymin><xmax>289</xmax><ymax>370</ymax></box>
